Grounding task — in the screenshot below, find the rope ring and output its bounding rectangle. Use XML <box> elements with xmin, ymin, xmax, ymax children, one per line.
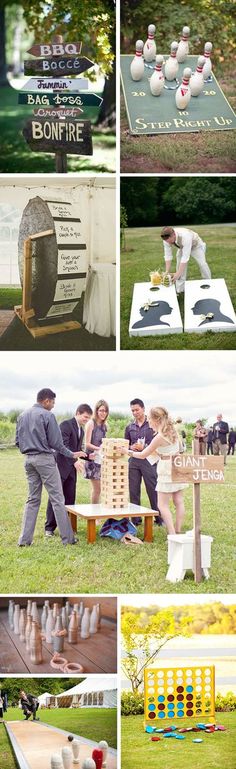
<box><xmin>62</xmin><ymin>662</ymin><xmax>84</xmax><ymax>673</ymax></box>
<box><xmin>50</xmin><ymin>654</ymin><xmax>68</xmax><ymax>670</ymax></box>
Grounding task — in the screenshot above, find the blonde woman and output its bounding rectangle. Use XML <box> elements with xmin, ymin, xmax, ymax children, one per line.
<box><xmin>121</xmin><ymin>407</ymin><xmax>187</xmax><ymax>535</ymax></box>
<box><xmin>84</xmin><ymin>399</ymin><xmax>109</xmax><ymax>503</ymax></box>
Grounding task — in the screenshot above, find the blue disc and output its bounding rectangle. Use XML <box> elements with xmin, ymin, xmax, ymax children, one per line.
<box><xmin>148</xmin><ymin>704</ymin><xmax>156</xmax><ymax>711</ymax></box>
<box><xmin>177</xmin><ymin>710</ymin><xmax>184</xmax><ymax>717</ymax></box>
<box><xmin>167</xmin><ymin>702</ymin><xmax>174</xmax><ymax>709</ymax></box>
<box><xmin>169</xmin><ymin>711</ymin><xmax>175</xmax><ymax>718</ymax></box>
<box><xmin>158</xmin><ymin>712</ymin><xmax>165</xmax><ymax>719</ymax></box>
<box><xmin>145</xmin><ymin>726</ymin><xmax>154</xmax><ymax>733</ymax></box>
<box><xmin>177</xmin><ymin>701</ymin><xmax>184</xmax><ymax>708</ymax></box>
<box><xmin>158</xmin><ymin>696</ymin><xmax>165</xmax><ymax>702</ymax></box>
<box><xmin>186</xmin><ymin>686</ymin><xmax>193</xmax><ymax>692</ymax></box>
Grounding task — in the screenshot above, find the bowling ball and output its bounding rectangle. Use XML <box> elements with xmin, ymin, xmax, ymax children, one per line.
<box><xmin>68</xmin><ymin>735</ymin><xmax>74</xmax><ymax>742</ymax></box>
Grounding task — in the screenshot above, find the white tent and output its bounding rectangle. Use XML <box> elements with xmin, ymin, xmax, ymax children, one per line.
<box><xmin>38</xmin><ymin>692</ymin><xmax>52</xmax><ymax>708</ymax></box>
<box><xmin>55</xmin><ymin>677</ymin><xmax>117</xmax><ymax>708</ymax></box>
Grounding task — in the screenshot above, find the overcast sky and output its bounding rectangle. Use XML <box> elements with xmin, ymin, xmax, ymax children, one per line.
<box><xmin>0</xmin><ymin>350</ymin><xmax>235</xmax><ymax>424</ymax></box>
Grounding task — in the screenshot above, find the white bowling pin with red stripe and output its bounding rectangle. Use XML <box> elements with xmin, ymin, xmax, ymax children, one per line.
<box><xmin>164</xmin><ymin>41</ymin><xmax>179</xmax><ymax>81</ymax></box>
<box><xmin>189</xmin><ymin>55</ymin><xmax>206</xmax><ymax>96</ymax></box>
<box><xmin>203</xmin><ymin>42</ymin><xmax>213</xmax><ymax>80</ymax></box>
<box><xmin>177</xmin><ymin>26</ymin><xmax>190</xmax><ymax>62</ymax></box>
<box><xmin>130</xmin><ymin>40</ymin><xmax>144</xmax><ymax>81</ymax></box>
<box><xmin>150</xmin><ymin>54</ymin><xmax>164</xmax><ymax>95</ymax></box>
<box><xmin>143</xmin><ymin>24</ymin><xmax>156</xmax><ymax>62</ymax></box>
<box><xmin>175</xmin><ymin>67</ymin><xmax>192</xmax><ymax>109</ymax></box>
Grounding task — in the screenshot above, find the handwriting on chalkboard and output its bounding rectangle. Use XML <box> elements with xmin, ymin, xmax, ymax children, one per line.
<box><xmin>55</xmin><ymin>222</ymin><xmax>82</xmax><ymax>242</ymax></box>
<box><xmin>58</xmin><ymin>249</ymin><xmax>87</xmax><ymax>274</ymax></box>
<box><xmin>47</xmin><ymin>202</ymin><xmax>78</xmax><ymax>219</ymax></box>
<box><xmin>54</xmin><ymin>276</ymin><xmax>86</xmax><ymax>302</ymax></box>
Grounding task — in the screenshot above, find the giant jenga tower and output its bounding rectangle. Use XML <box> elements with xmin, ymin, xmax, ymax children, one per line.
<box><xmin>101</xmin><ymin>438</ymin><xmax>129</xmax><ymax>508</ymax></box>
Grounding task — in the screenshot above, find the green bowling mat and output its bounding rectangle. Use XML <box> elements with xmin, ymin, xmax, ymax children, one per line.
<box><xmin>121</xmin><ymin>54</ymin><xmax>236</xmax><ymax>135</ymax></box>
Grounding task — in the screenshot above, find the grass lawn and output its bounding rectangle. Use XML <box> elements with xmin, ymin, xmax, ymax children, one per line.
<box><xmin>0</xmin><ymin>289</ymin><xmax>22</xmax><ymax>310</ymax></box>
<box><xmin>4</xmin><ymin>707</ymin><xmax>117</xmax><ymax>748</ymax></box>
<box><xmin>0</xmin><ymin>723</ymin><xmax>16</xmax><ymax>769</ymax></box>
<box><xmin>120</xmin><ymin>224</ymin><xmax>236</xmax><ymax>350</ymax></box>
<box><xmin>120</xmin><ymin>66</ymin><xmax>236</xmax><ymax>173</ymax></box>
<box><xmin>121</xmin><ymin>712</ymin><xmax>236</xmax><ymax>769</ymax></box>
<box><xmin>0</xmin><ymin>86</ymin><xmax>115</xmax><ymax>174</ymax></box>
<box><xmin>0</xmin><ymin>449</ymin><xmax>235</xmax><ymax>594</ymax></box>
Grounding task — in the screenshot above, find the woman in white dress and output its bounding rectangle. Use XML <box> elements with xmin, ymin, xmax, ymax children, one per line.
<box><xmin>121</xmin><ymin>406</ymin><xmax>187</xmax><ymax>535</ymax></box>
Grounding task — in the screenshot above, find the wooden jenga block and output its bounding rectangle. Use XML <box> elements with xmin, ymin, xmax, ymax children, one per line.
<box><xmin>101</xmin><ymin>438</ymin><xmax>129</xmax><ymax>508</ymax></box>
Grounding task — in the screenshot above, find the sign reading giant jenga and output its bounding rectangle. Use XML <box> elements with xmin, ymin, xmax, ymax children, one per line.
<box><xmin>101</xmin><ymin>439</ymin><xmax>129</xmax><ymax>508</ymax></box>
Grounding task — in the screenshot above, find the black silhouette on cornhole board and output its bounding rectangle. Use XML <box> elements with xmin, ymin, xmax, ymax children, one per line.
<box><xmin>132</xmin><ymin>301</ymin><xmax>173</xmax><ymax>329</ymax></box>
<box><xmin>191</xmin><ymin>298</ymin><xmax>235</xmax><ymax>327</ymax></box>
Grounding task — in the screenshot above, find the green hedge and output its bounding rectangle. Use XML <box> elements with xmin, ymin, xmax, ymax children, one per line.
<box><xmin>121</xmin><ymin>690</ymin><xmax>236</xmax><ymax>715</ymax></box>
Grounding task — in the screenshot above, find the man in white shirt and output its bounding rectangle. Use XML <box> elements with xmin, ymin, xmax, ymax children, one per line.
<box><xmin>161</xmin><ymin>226</ymin><xmax>211</xmax><ymax>293</ymax></box>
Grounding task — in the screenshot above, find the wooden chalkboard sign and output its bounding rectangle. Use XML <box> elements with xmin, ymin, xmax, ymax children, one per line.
<box><xmin>172</xmin><ymin>455</ymin><xmax>224</xmax><ymax>483</ymax></box>
<box><xmin>17</xmin><ymin>196</ymin><xmax>88</xmax><ymax>335</ymax></box>
<box><xmin>27</xmin><ymin>43</ymin><xmax>82</xmax><ymax>57</ymax></box>
<box><xmin>23</xmin><ymin>118</ymin><xmax>93</xmax><ymax>155</ymax></box>
<box><xmin>21</xmin><ymin>77</ymin><xmax>89</xmax><ymax>91</ymax></box>
<box><xmin>19</xmin><ymin>92</ymin><xmax>102</xmax><ymax>107</ymax></box>
<box><xmin>24</xmin><ymin>56</ymin><xmax>94</xmax><ymax>77</ymax></box>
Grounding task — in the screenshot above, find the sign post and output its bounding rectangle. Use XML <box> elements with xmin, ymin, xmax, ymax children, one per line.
<box><xmin>172</xmin><ymin>452</ymin><xmax>224</xmax><ymax>583</ymax></box>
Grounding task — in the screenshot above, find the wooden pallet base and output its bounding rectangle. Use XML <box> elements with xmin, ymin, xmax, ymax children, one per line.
<box><xmin>14</xmin><ymin>306</ymin><xmax>81</xmax><ymax>338</ymax></box>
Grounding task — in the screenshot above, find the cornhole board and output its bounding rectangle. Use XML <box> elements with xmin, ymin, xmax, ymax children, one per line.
<box><xmin>129</xmin><ymin>281</ymin><xmax>183</xmax><ymax>336</ymax></box>
<box><xmin>120</xmin><ymin>54</ymin><xmax>236</xmax><ymax>134</ymax></box>
<box><xmin>184</xmin><ymin>278</ymin><xmax>236</xmax><ymax>333</ymax></box>
<box><xmin>144</xmin><ymin>665</ymin><xmax>215</xmax><ymax>727</ymax></box>
<box><xmin>5</xmin><ymin>720</ymin><xmax>117</xmax><ymax>769</ymax></box>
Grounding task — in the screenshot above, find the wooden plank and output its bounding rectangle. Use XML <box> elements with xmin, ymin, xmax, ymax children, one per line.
<box><xmin>19</xmin><ymin>92</ymin><xmax>102</xmax><ymax>107</ymax></box>
<box><xmin>6</xmin><ymin>721</ymin><xmax>117</xmax><ymax>769</ymax></box>
<box><xmin>27</xmin><ymin>42</ymin><xmax>82</xmax><ymax>57</ymax></box>
<box><xmin>33</xmin><ymin>107</ymin><xmax>83</xmax><ymax>119</ymax></box>
<box><xmin>24</xmin><ymin>56</ymin><xmax>94</xmax><ymax>77</ymax></box>
<box><xmin>14</xmin><ymin>307</ymin><xmax>81</xmax><ymax>337</ymax></box>
<box><xmin>171</xmin><ymin>454</ymin><xmax>224</xmax><ymax>483</ymax></box>
<box><xmin>22</xmin><ymin>239</ymin><xmax>32</xmax><ymax>320</ymax></box>
<box><xmin>21</xmin><ymin>77</ymin><xmax>89</xmax><ymax>91</ymax></box>
<box><xmin>0</xmin><ymin>620</ymin><xmax>28</xmax><ymax>673</ymax></box>
<box><xmin>22</xmin><ymin>118</ymin><xmax>93</xmax><ymax>155</ymax></box>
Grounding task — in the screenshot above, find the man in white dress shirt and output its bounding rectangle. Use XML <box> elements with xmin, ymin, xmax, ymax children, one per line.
<box><xmin>161</xmin><ymin>226</ymin><xmax>211</xmax><ymax>293</ymax></box>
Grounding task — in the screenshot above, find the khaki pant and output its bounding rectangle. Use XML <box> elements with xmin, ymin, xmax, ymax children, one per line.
<box><xmin>213</xmin><ymin>439</ymin><xmax>228</xmax><ymax>465</ymax></box>
<box><xmin>176</xmin><ymin>241</ymin><xmax>211</xmax><ymax>293</ymax></box>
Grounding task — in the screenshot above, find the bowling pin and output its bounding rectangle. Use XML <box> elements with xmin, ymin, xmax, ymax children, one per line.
<box><xmin>82</xmin><ymin>761</ymin><xmax>96</xmax><ymax>769</ymax></box>
<box><xmin>90</xmin><ymin>605</ymin><xmax>99</xmax><ymax>634</ymax></box>
<box><xmin>203</xmin><ymin>42</ymin><xmax>213</xmax><ymax>80</ymax></box>
<box><xmin>98</xmin><ymin>742</ymin><xmax>108</xmax><ymax>768</ymax></box>
<box><xmin>175</xmin><ymin>67</ymin><xmax>192</xmax><ymax>109</ymax></box>
<box><xmin>164</xmin><ymin>42</ymin><xmax>179</xmax><ymax>81</ymax></box>
<box><xmin>80</xmin><ymin>607</ymin><xmax>90</xmax><ymax>639</ymax></box>
<box><xmin>61</xmin><ymin>747</ymin><xmax>72</xmax><ymax>769</ymax></box>
<box><xmin>8</xmin><ymin>599</ymin><xmax>14</xmax><ymax>629</ymax></box>
<box><xmin>177</xmin><ymin>26</ymin><xmax>190</xmax><ymax>62</ymax></box>
<box><xmin>19</xmin><ymin>608</ymin><xmax>27</xmax><ymax>642</ymax></box>
<box><xmin>13</xmin><ymin>604</ymin><xmax>20</xmax><ymax>634</ymax></box>
<box><xmin>143</xmin><ymin>24</ymin><xmax>156</xmax><ymax>62</ymax></box>
<box><xmin>25</xmin><ymin>613</ymin><xmax>32</xmax><ymax>652</ymax></box>
<box><xmin>71</xmin><ymin>740</ymin><xmax>80</xmax><ymax>764</ymax></box>
<box><xmin>130</xmin><ymin>40</ymin><xmax>144</xmax><ymax>81</ymax></box>
<box><xmin>150</xmin><ymin>54</ymin><xmax>164</xmax><ymax>96</ymax></box>
<box><xmin>189</xmin><ymin>55</ymin><xmax>206</xmax><ymax>96</ymax></box>
<box><xmin>51</xmin><ymin>755</ymin><xmax>63</xmax><ymax>769</ymax></box>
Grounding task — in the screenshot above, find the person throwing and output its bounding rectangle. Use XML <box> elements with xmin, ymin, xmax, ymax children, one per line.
<box><xmin>121</xmin><ymin>406</ymin><xmax>187</xmax><ymax>535</ymax></box>
<box><xmin>161</xmin><ymin>226</ymin><xmax>211</xmax><ymax>294</ymax></box>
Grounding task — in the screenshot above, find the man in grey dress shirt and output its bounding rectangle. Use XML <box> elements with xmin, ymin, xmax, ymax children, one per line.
<box><xmin>16</xmin><ymin>388</ymin><xmax>83</xmax><ymax>546</ymax></box>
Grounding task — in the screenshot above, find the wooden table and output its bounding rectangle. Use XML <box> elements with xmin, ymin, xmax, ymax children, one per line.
<box><xmin>5</xmin><ymin>721</ymin><xmax>117</xmax><ymax>769</ymax></box>
<box><xmin>0</xmin><ymin>610</ymin><xmax>116</xmax><ymax>674</ymax></box>
<box><xmin>66</xmin><ymin>503</ymin><xmax>155</xmax><ymax>543</ymax></box>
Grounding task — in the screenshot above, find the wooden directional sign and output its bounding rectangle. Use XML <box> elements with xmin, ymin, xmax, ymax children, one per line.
<box><xmin>33</xmin><ymin>107</ymin><xmax>83</xmax><ymax>118</ymax></box>
<box><xmin>172</xmin><ymin>454</ymin><xmax>224</xmax><ymax>483</ymax></box>
<box><xmin>24</xmin><ymin>56</ymin><xmax>94</xmax><ymax>77</ymax></box>
<box><xmin>22</xmin><ymin>117</ymin><xmax>93</xmax><ymax>155</ymax></box>
<box><xmin>27</xmin><ymin>42</ymin><xmax>82</xmax><ymax>57</ymax></box>
<box><xmin>18</xmin><ymin>92</ymin><xmax>103</xmax><ymax>107</ymax></box>
<box><xmin>21</xmin><ymin>77</ymin><xmax>89</xmax><ymax>91</ymax></box>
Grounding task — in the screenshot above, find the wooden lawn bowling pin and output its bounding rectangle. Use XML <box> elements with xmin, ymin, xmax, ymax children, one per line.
<box><xmin>71</xmin><ymin>739</ymin><xmax>80</xmax><ymax>763</ymax></box>
<box><xmin>177</xmin><ymin>26</ymin><xmax>190</xmax><ymax>62</ymax></box>
<box><xmin>81</xmin><ymin>607</ymin><xmax>90</xmax><ymax>639</ymax></box>
<box><xmin>92</xmin><ymin>749</ymin><xmax>103</xmax><ymax>769</ymax></box>
<box><xmin>82</xmin><ymin>761</ymin><xmax>96</xmax><ymax>769</ymax></box>
<box><xmin>203</xmin><ymin>42</ymin><xmax>213</xmax><ymax>80</ymax></box>
<box><xmin>164</xmin><ymin>42</ymin><xmax>179</xmax><ymax>81</ymax></box>
<box><xmin>61</xmin><ymin>746</ymin><xmax>72</xmax><ymax>769</ymax></box>
<box><xmin>29</xmin><ymin>620</ymin><xmax>43</xmax><ymax>664</ymax></box>
<box><xmin>189</xmin><ymin>55</ymin><xmax>206</xmax><ymax>95</ymax></box>
<box><xmin>90</xmin><ymin>605</ymin><xmax>99</xmax><ymax>634</ymax></box>
<box><xmin>175</xmin><ymin>67</ymin><xmax>192</xmax><ymax>109</ymax></box>
<box><xmin>53</xmin><ymin>613</ymin><xmax>66</xmax><ymax>653</ymax></box>
<box><xmin>8</xmin><ymin>599</ymin><xmax>14</xmax><ymax>629</ymax></box>
<box><xmin>68</xmin><ymin>609</ymin><xmax>78</xmax><ymax>643</ymax></box>
<box><xmin>41</xmin><ymin>604</ymin><xmax>48</xmax><ymax>634</ymax></box>
<box><xmin>150</xmin><ymin>54</ymin><xmax>165</xmax><ymax>95</ymax></box>
<box><xmin>130</xmin><ymin>40</ymin><xmax>144</xmax><ymax>81</ymax></box>
<box><xmin>61</xmin><ymin>606</ymin><xmax>68</xmax><ymax>634</ymax></box>
<box><xmin>98</xmin><ymin>742</ymin><xmax>108</xmax><ymax>768</ymax></box>
<box><xmin>45</xmin><ymin>607</ymin><xmax>54</xmax><ymax>643</ymax></box>
<box><xmin>25</xmin><ymin>613</ymin><xmax>32</xmax><ymax>652</ymax></box>
<box><xmin>31</xmin><ymin>601</ymin><xmax>40</xmax><ymax>626</ymax></box>
<box><xmin>51</xmin><ymin>755</ymin><xmax>63</xmax><ymax>769</ymax></box>
<box><xmin>53</xmin><ymin>602</ymin><xmax>60</xmax><ymax>621</ymax></box>
<box><xmin>26</xmin><ymin>599</ymin><xmax>32</xmax><ymax>617</ymax></box>
<box><xmin>143</xmin><ymin>24</ymin><xmax>156</xmax><ymax>62</ymax></box>
<box><xmin>13</xmin><ymin>604</ymin><xmax>20</xmax><ymax>634</ymax></box>
<box><xmin>19</xmin><ymin>608</ymin><xmax>27</xmax><ymax>642</ymax></box>
<box><xmin>65</xmin><ymin>600</ymin><xmax>71</xmax><ymax>620</ymax></box>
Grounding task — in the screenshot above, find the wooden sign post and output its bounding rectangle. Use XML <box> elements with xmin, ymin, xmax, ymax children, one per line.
<box><xmin>19</xmin><ymin>33</ymin><xmax>101</xmax><ymax>172</ymax></box>
<box><xmin>172</xmin><ymin>452</ymin><xmax>224</xmax><ymax>583</ymax></box>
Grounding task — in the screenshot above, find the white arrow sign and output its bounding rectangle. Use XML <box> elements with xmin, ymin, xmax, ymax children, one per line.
<box><xmin>21</xmin><ymin>77</ymin><xmax>89</xmax><ymax>92</ymax></box>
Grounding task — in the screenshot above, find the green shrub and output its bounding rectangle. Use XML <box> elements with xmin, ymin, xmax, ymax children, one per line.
<box><xmin>0</xmin><ymin>420</ymin><xmax>15</xmax><ymax>445</ymax></box>
<box><xmin>215</xmin><ymin>692</ymin><xmax>236</xmax><ymax>712</ymax></box>
<box><xmin>121</xmin><ymin>691</ymin><xmax>144</xmax><ymax>716</ymax></box>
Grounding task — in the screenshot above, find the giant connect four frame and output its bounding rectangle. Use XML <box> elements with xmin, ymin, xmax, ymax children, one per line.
<box><xmin>144</xmin><ymin>666</ymin><xmax>215</xmax><ymax>726</ymax></box>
